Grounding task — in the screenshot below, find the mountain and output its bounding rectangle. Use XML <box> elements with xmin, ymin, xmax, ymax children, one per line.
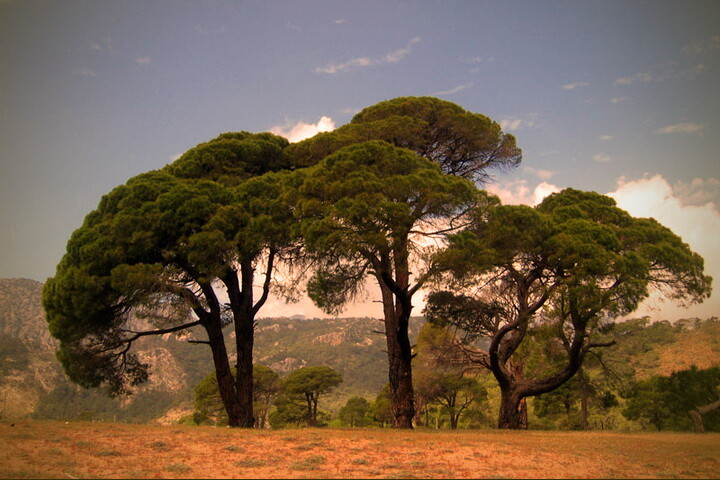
<box><xmin>0</xmin><ymin>278</ymin><xmax>421</xmax><ymax>422</ymax></box>
<box><xmin>0</xmin><ymin>277</ymin><xmax>717</xmax><ymax>424</ymax></box>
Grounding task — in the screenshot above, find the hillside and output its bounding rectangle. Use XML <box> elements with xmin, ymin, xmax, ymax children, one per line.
<box><xmin>0</xmin><ymin>278</ymin><xmax>421</xmax><ymax>422</ymax></box>
<box><xmin>0</xmin><ymin>277</ymin><xmax>717</xmax><ymax>425</ymax></box>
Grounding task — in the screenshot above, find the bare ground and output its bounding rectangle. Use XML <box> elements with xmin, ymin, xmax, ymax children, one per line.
<box><xmin>2</xmin><ymin>420</ymin><xmax>719</xmax><ymax>479</ymax></box>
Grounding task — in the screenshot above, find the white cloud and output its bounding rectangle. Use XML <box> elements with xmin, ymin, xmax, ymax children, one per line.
<box><xmin>599</xmin><ymin>135</ymin><xmax>613</xmax><ymax>141</ymax></box>
<box><xmin>135</xmin><ymin>57</ymin><xmax>151</xmax><ymax>65</ymax></box>
<box><xmin>434</xmin><ymin>82</ymin><xmax>474</xmax><ymax>96</ymax></box>
<box><xmin>673</xmin><ymin>178</ymin><xmax>720</xmax><ymax>207</ymax></box>
<box><xmin>608</xmin><ymin>174</ymin><xmax>719</xmax><ymax>320</ymax></box>
<box><xmin>562</xmin><ymin>82</ymin><xmax>590</xmax><ymax>90</ymax></box>
<box><xmin>614</xmin><ymin>64</ymin><xmax>705</xmax><ymax>86</ymax></box>
<box><xmin>593</xmin><ymin>154</ymin><xmax>612</xmax><ymax>163</ymax></box>
<box><xmin>524</xmin><ymin>166</ymin><xmax>555</xmax><ymax>180</ymax></box>
<box><xmin>614</xmin><ymin>72</ymin><xmax>654</xmax><ymax>86</ymax></box>
<box><xmin>270</xmin><ymin>116</ymin><xmax>336</xmax><ymax>143</ymax></box>
<box><xmin>654</xmin><ymin>122</ymin><xmax>706</xmax><ymax>135</ymax></box>
<box><xmin>487</xmin><ymin>179</ymin><xmax>561</xmax><ymax>206</ymax></box>
<box><xmin>610</xmin><ymin>96</ymin><xmax>628</xmax><ymax>104</ymax></box>
<box><xmin>499</xmin><ymin>114</ymin><xmax>537</xmax><ymax>132</ymax></box>
<box><xmin>334</xmin><ymin>19</ymin><xmax>347</xmax><ymax>24</ymax></box>
<box><xmin>315</xmin><ymin>37</ymin><xmax>420</xmax><ymax>74</ymax></box>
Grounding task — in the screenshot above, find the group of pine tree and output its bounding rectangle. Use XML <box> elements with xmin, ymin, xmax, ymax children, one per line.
<box><xmin>42</xmin><ymin>96</ymin><xmax>716</xmax><ymax>431</ymax></box>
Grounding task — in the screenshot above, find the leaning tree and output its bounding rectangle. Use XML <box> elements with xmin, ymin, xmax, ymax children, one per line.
<box><xmin>43</xmin><ymin>131</ymin><xmax>297</xmax><ymax>427</ymax></box>
<box><xmin>425</xmin><ymin>188</ymin><xmax>712</xmax><ymax>429</ymax></box>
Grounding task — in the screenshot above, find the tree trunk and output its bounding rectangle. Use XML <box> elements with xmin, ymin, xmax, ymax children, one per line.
<box><xmin>234</xmin><ymin>313</ymin><xmax>254</xmax><ymax>428</ymax></box>
<box><xmin>378</xmin><ymin>280</ymin><xmax>415</xmax><ymax>428</ymax></box>
<box><xmin>688</xmin><ymin>398</ymin><xmax>720</xmax><ymax>433</ymax></box>
<box><xmin>578</xmin><ymin>367</ymin><xmax>590</xmax><ymax>430</ymax></box>
<box><xmin>204</xmin><ymin>317</ymin><xmax>243</xmax><ymax>427</ymax></box>
<box><xmin>225</xmin><ymin>265</ymin><xmax>256</xmax><ymax>428</ymax></box>
<box><xmin>498</xmin><ymin>388</ymin><xmax>526</xmax><ymax>429</ymax></box>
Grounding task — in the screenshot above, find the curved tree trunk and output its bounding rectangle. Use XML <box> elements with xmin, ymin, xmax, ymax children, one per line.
<box><xmin>688</xmin><ymin>398</ymin><xmax>720</xmax><ymax>433</ymax></box>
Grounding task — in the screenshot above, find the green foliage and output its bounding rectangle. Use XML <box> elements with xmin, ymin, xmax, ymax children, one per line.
<box><xmin>368</xmin><ymin>383</ymin><xmax>393</xmax><ymax>427</ymax></box>
<box><xmin>623</xmin><ymin>366</ymin><xmax>720</xmax><ymax>431</ymax></box>
<box><xmin>193</xmin><ymin>364</ymin><xmax>281</xmax><ymax>426</ymax></box>
<box><xmin>288</xmin><ymin>96</ymin><xmax>521</xmax><ymax>182</ymax></box>
<box><xmin>42</xmin><ymin>129</ymin><xmax>297</xmax><ymax>428</ymax></box>
<box><xmin>338</xmin><ymin>396</ymin><xmax>370</xmax><ymax>427</ymax></box>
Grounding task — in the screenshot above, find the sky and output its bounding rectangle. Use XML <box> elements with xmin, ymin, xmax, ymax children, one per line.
<box><xmin>1</xmin><ymin>0</ymin><xmax>719</xmax><ymax>321</ymax></box>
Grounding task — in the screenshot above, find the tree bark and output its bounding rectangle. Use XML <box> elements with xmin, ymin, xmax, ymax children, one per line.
<box><xmin>688</xmin><ymin>398</ymin><xmax>720</xmax><ymax>433</ymax></box>
<box><xmin>578</xmin><ymin>367</ymin><xmax>590</xmax><ymax>430</ymax></box>
<box><xmin>497</xmin><ymin>386</ymin><xmax>530</xmax><ymax>429</ymax></box>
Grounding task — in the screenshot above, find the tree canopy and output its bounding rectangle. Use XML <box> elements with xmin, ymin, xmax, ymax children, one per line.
<box><xmin>287</xmin><ymin>96</ymin><xmax>521</xmax><ymax>182</ymax></box>
<box><xmin>282</xmin><ymin>365</ymin><xmax>343</xmax><ymax>427</ymax></box>
<box><xmin>43</xmin><ymin>131</ymin><xmax>297</xmax><ymax>427</ymax></box>
<box><xmin>426</xmin><ymin>188</ymin><xmax>712</xmax><ymax>428</ymax></box>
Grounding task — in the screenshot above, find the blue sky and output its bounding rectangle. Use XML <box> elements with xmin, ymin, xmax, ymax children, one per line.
<box><xmin>1</xmin><ymin>0</ymin><xmax>718</xmax><ymax>320</ymax></box>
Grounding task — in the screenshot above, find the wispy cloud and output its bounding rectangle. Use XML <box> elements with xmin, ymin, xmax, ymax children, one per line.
<box><xmin>614</xmin><ymin>64</ymin><xmax>705</xmax><ymax>86</ymax></box>
<box><xmin>315</xmin><ymin>37</ymin><xmax>421</xmax><ymax>74</ymax></box>
<box><xmin>195</xmin><ymin>25</ymin><xmax>226</xmax><ymax>35</ymax></box>
<box><xmin>334</xmin><ymin>19</ymin><xmax>347</xmax><ymax>25</ymax></box>
<box><xmin>434</xmin><ymin>82</ymin><xmax>474</xmax><ymax>96</ymax></box>
<box><xmin>654</xmin><ymin>122</ymin><xmax>706</xmax><ymax>135</ymax></box>
<box><xmin>270</xmin><ymin>116</ymin><xmax>335</xmax><ymax>143</ymax></box>
<box><xmin>610</xmin><ymin>96</ymin><xmax>629</xmax><ymax>104</ymax></box>
<box><xmin>593</xmin><ymin>154</ymin><xmax>612</xmax><ymax>163</ymax></box>
<box><xmin>562</xmin><ymin>82</ymin><xmax>589</xmax><ymax>90</ymax></box>
<box><xmin>90</xmin><ymin>38</ymin><xmax>112</xmax><ymax>51</ymax></box>
<box><xmin>614</xmin><ymin>72</ymin><xmax>654</xmax><ymax>86</ymax></box>
<box><xmin>599</xmin><ymin>135</ymin><xmax>613</xmax><ymax>140</ymax></box>
<box><xmin>499</xmin><ymin>114</ymin><xmax>538</xmax><ymax>132</ymax></box>
<box><xmin>524</xmin><ymin>166</ymin><xmax>556</xmax><ymax>180</ymax></box>
<box><xmin>74</xmin><ymin>68</ymin><xmax>97</xmax><ymax>78</ymax></box>
<box><xmin>683</xmin><ymin>35</ymin><xmax>720</xmax><ymax>56</ymax></box>
<box><xmin>135</xmin><ymin>57</ymin><xmax>151</xmax><ymax>65</ymax></box>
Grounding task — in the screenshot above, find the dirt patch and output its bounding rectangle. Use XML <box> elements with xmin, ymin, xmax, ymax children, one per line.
<box><xmin>2</xmin><ymin>421</ymin><xmax>718</xmax><ymax>478</ymax></box>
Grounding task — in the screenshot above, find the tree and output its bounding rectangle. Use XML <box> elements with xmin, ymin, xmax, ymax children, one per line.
<box><xmin>252</xmin><ymin>364</ymin><xmax>281</xmax><ymax>429</ymax></box>
<box><xmin>339</xmin><ymin>396</ymin><xmax>370</xmax><ymax>427</ymax></box>
<box><xmin>282</xmin><ymin>366</ymin><xmax>342</xmax><ymax>427</ymax></box>
<box><xmin>43</xmin><ymin>131</ymin><xmax>297</xmax><ymax>428</ymax></box>
<box><xmin>288</xmin><ymin>96</ymin><xmax>521</xmax><ymax>183</ymax></box>
<box><xmin>426</xmin><ymin>188</ymin><xmax>712</xmax><ymax>429</ymax></box>
<box><xmin>368</xmin><ymin>383</ymin><xmax>394</xmax><ymax>427</ymax></box>
<box><xmin>288</xmin><ymin>140</ymin><xmax>481</xmax><ymax>428</ymax></box>
<box><xmin>194</xmin><ymin>364</ymin><xmax>281</xmax><ymax>427</ymax></box>
<box><xmin>623</xmin><ymin>366</ymin><xmax>720</xmax><ymax>432</ymax></box>
<box><xmin>413</xmin><ymin>323</ymin><xmax>486</xmax><ymax>429</ymax></box>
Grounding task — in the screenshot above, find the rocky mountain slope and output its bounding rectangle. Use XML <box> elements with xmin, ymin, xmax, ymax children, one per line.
<box><xmin>0</xmin><ymin>278</ymin><xmax>422</xmax><ymax>422</ymax></box>
<box><xmin>0</xmin><ymin>277</ymin><xmax>717</xmax><ymax>424</ymax></box>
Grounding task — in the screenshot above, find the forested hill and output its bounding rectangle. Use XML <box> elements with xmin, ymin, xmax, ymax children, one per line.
<box><xmin>0</xmin><ymin>277</ymin><xmax>717</xmax><ymax>424</ymax></box>
<box><xmin>0</xmin><ymin>277</ymin><xmax>422</xmax><ymax>422</ymax></box>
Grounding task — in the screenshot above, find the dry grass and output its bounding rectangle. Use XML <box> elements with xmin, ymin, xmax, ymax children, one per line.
<box><xmin>2</xmin><ymin>420</ymin><xmax>719</xmax><ymax>479</ymax></box>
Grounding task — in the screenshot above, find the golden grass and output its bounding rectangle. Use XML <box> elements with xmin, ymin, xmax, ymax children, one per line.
<box><xmin>2</xmin><ymin>420</ymin><xmax>719</xmax><ymax>479</ymax></box>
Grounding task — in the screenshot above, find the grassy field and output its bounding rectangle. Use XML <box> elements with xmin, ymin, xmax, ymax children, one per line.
<box><xmin>2</xmin><ymin>420</ymin><xmax>719</xmax><ymax>479</ymax></box>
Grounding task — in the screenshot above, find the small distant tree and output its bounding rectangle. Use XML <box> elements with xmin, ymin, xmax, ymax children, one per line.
<box><xmin>194</xmin><ymin>364</ymin><xmax>281</xmax><ymax>427</ymax></box>
<box><xmin>368</xmin><ymin>384</ymin><xmax>393</xmax><ymax>428</ymax></box>
<box><xmin>253</xmin><ymin>364</ymin><xmax>281</xmax><ymax>429</ymax></box>
<box><xmin>413</xmin><ymin>323</ymin><xmax>487</xmax><ymax>429</ymax></box>
<box><xmin>282</xmin><ymin>366</ymin><xmax>342</xmax><ymax>427</ymax></box>
<box><xmin>339</xmin><ymin>396</ymin><xmax>370</xmax><ymax>427</ymax></box>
